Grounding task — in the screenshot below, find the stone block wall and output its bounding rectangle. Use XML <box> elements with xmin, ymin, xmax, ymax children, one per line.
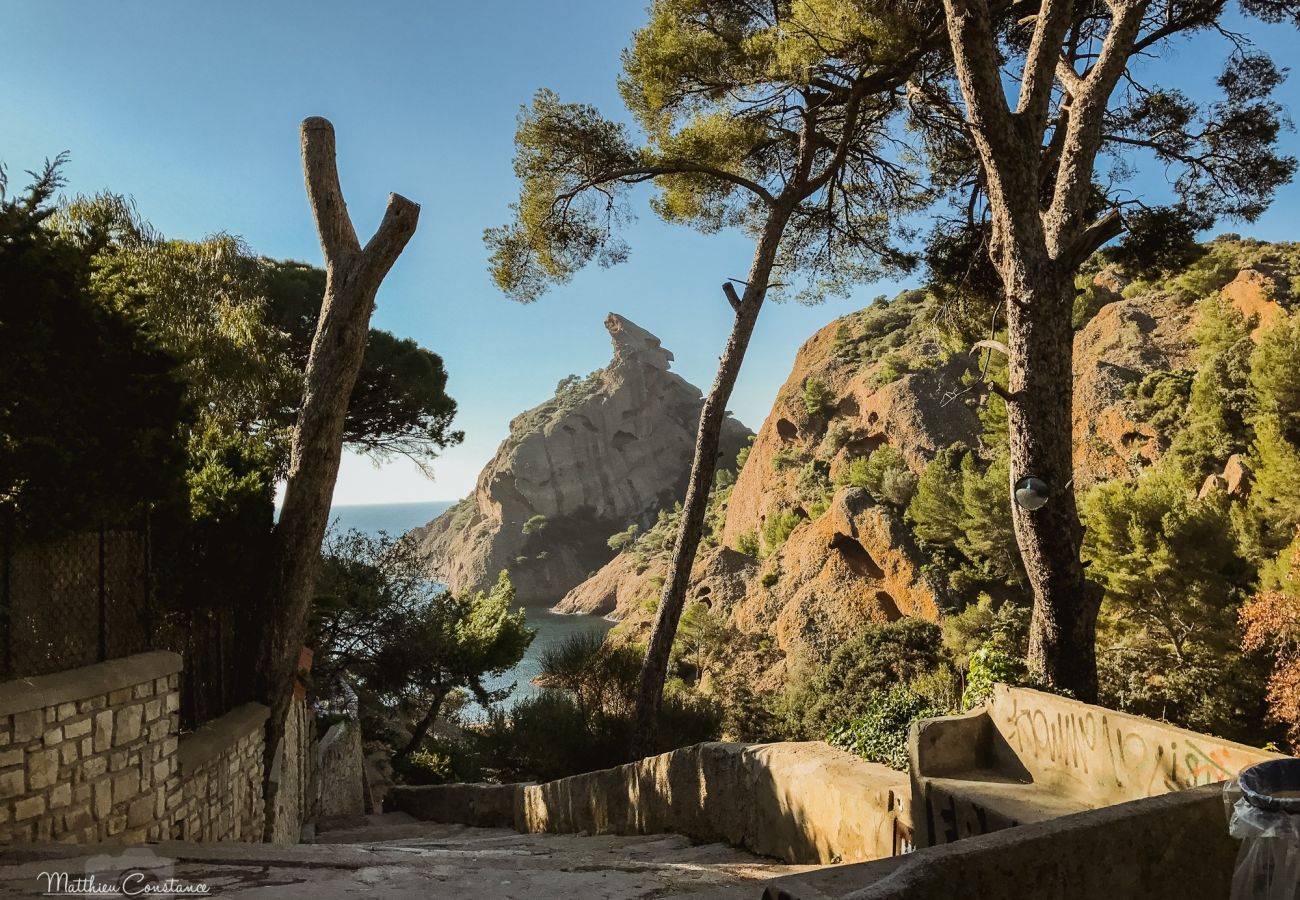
<box><xmin>0</xmin><ymin>652</ymin><xmax>272</xmax><ymax>846</ymax></box>
<box><xmin>0</xmin><ymin>652</ymin><xmax>182</xmax><ymax>843</ymax></box>
<box><xmin>172</xmin><ymin>704</ymin><xmax>269</xmax><ymax>841</ymax></box>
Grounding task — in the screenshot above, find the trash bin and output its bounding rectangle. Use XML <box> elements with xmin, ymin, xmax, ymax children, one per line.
<box><xmin>1227</xmin><ymin>759</ymin><xmax>1300</xmax><ymax>900</ymax></box>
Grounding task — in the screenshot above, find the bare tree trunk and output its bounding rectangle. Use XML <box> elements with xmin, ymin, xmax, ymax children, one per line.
<box><xmin>1005</xmin><ymin>270</ymin><xmax>1103</xmax><ymax>701</ymax></box>
<box><xmin>259</xmin><ymin>117</ymin><xmax>419</xmax><ymax>834</ymax></box>
<box><xmin>395</xmin><ymin>684</ymin><xmax>450</xmax><ymax>762</ymax></box>
<box><xmin>629</xmin><ymin>207</ymin><xmax>791</xmax><ymax>759</ymax></box>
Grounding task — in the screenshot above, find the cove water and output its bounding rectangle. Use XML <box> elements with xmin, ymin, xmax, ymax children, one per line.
<box><xmin>328</xmin><ymin>502</ymin><xmax>614</xmax><ymax>710</ymax></box>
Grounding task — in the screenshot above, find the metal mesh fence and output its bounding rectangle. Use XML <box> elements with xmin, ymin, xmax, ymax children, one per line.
<box><xmin>0</xmin><ymin>525</ymin><xmax>152</xmax><ymax>679</ymax></box>
<box><xmin>0</xmin><ymin>514</ymin><xmax>253</xmax><ymax>730</ymax></box>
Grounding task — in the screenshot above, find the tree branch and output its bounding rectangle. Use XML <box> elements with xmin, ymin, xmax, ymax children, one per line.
<box><xmin>722</xmin><ymin>281</ymin><xmax>742</xmax><ymax>312</ymax></box>
<box><xmin>301</xmin><ymin>117</ymin><xmax>361</xmax><ymax>263</ymax></box>
<box><xmin>1017</xmin><ymin>0</ymin><xmax>1076</xmax><ymax>133</ymax></box>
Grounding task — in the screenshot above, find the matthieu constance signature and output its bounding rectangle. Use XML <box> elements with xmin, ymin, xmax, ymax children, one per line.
<box><xmin>36</xmin><ymin>871</ymin><xmax>211</xmax><ymax>896</ymax></box>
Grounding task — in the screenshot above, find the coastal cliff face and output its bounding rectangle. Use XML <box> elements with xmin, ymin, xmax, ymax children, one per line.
<box><xmin>410</xmin><ymin>313</ymin><xmax>752</xmax><ymax>605</ymax></box>
<box><xmin>558</xmin><ymin>248</ymin><xmax>1292</xmax><ymax>684</ymax></box>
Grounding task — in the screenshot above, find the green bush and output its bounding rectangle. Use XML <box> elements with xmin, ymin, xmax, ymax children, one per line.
<box><xmin>780</xmin><ymin>618</ymin><xmax>943</xmax><ymax>738</ymax></box>
<box><xmin>803</xmin><ymin>376</ymin><xmax>836</xmax><ymax>416</ymax></box>
<box><xmin>397</xmin><ymin>748</ymin><xmax>455</xmax><ymax>785</ymax></box>
<box><xmin>522</xmin><ymin>514</ymin><xmax>548</xmax><ymax>535</ymax></box>
<box><xmin>761</xmin><ymin>508</ymin><xmax>803</xmax><ymax>554</ymax></box>
<box><xmin>735</xmin><ymin>529</ymin><xmax>760</xmax><ymax>557</ymax></box>
<box><xmin>827</xmin><ymin>685</ymin><xmax>943</xmax><ymax>770</ymax></box>
<box><xmin>607</xmin><ymin>523</ymin><xmax>639</xmax><ymax>551</ymax></box>
<box><xmin>962</xmin><ymin>643</ymin><xmax>1028</xmax><ymax>709</ymax></box>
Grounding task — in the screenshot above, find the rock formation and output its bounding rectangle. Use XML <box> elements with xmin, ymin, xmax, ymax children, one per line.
<box><xmin>410</xmin><ymin>314</ymin><xmax>752</xmax><ymax>605</ymax></box>
<box><xmin>554</xmin><ymin>248</ymin><xmax>1297</xmax><ymax>683</ymax></box>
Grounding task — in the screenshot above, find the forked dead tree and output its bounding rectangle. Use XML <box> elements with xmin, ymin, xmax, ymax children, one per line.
<box><xmin>259</xmin><ymin>117</ymin><xmax>418</xmax><ymax>827</ymax></box>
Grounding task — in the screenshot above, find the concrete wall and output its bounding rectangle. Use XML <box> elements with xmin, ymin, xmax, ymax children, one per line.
<box><xmin>0</xmin><ymin>652</ymin><xmax>271</xmax><ymax>846</ymax></box>
<box><xmin>172</xmin><ymin>703</ymin><xmax>268</xmax><ymax>842</ymax></box>
<box><xmin>0</xmin><ymin>652</ymin><xmax>182</xmax><ymax>843</ymax></box>
<box><xmin>764</xmin><ymin>785</ymin><xmax>1239</xmax><ymax>900</ymax></box>
<box><xmin>389</xmin><ymin>741</ymin><xmax>911</xmax><ymax>865</ymax></box>
<box><xmin>910</xmin><ymin>684</ymin><xmax>1279</xmax><ymax>847</ymax></box>
<box><xmin>985</xmin><ymin>684</ymin><xmax>1275</xmax><ymax>799</ymax></box>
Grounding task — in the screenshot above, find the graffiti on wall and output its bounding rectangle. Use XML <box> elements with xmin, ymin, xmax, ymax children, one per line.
<box><xmin>993</xmin><ymin>689</ymin><xmax>1263</xmax><ymax>796</ymax></box>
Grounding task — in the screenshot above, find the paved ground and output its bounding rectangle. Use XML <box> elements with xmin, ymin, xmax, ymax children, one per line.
<box><xmin>0</xmin><ymin>814</ymin><xmax>815</xmax><ymax>899</ymax></box>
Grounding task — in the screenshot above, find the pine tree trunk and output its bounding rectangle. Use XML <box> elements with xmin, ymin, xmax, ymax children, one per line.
<box><xmin>395</xmin><ymin>685</ymin><xmax>450</xmax><ymax>761</ymax></box>
<box><xmin>259</xmin><ymin>117</ymin><xmax>419</xmax><ymax>836</ymax></box>
<box><xmin>629</xmin><ymin>207</ymin><xmax>791</xmax><ymax>759</ymax></box>
<box><xmin>1005</xmin><ymin>267</ymin><xmax>1103</xmax><ymax>701</ymax></box>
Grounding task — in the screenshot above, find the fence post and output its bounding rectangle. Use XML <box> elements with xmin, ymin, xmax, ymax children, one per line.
<box><xmin>143</xmin><ymin>507</ymin><xmax>155</xmax><ymax>651</ymax></box>
<box><xmin>1</xmin><ymin>510</ymin><xmax>11</xmax><ymax>677</ymax></box>
<box><xmin>98</xmin><ymin>526</ymin><xmax>108</xmax><ymax>663</ymax></box>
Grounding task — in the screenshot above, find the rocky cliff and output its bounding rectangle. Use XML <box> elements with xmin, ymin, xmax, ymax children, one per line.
<box><xmin>557</xmin><ymin>239</ymin><xmax>1296</xmax><ymax>685</ymax></box>
<box><xmin>410</xmin><ymin>314</ymin><xmax>752</xmax><ymax>605</ymax></box>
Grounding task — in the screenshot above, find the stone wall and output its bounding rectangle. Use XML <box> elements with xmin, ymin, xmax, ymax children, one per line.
<box><xmin>266</xmin><ymin>697</ymin><xmax>312</xmax><ymax>844</ymax></box>
<box><xmin>171</xmin><ymin>704</ymin><xmax>268</xmax><ymax>841</ymax></box>
<box><xmin>0</xmin><ymin>652</ymin><xmax>182</xmax><ymax>843</ymax></box>
<box><xmin>0</xmin><ymin>652</ymin><xmax>271</xmax><ymax>846</ymax></box>
<box><xmin>313</xmin><ymin>720</ymin><xmax>365</xmax><ymax>822</ymax></box>
<box><xmin>389</xmin><ymin>741</ymin><xmax>910</xmax><ymax>865</ymax></box>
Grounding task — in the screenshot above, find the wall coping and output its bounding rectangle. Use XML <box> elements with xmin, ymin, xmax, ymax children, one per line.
<box><xmin>988</xmin><ymin>683</ymin><xmax>1283</xmax><ymax>759</ymax></box>
<box><xmin>178</xmin><ymin>702</ymin><xmax>270</xmax><ymax>773</ymax></box>
<box><xmin>0</xmin><ymin>651</ymin><xmax>182</xmax><ymax>717</ymax></box>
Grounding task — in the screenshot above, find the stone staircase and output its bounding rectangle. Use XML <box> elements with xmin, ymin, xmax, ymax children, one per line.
<box><xmin>0</xmin><ymin>813</ymin><xmax>813</xmax><ymax>899</ymax></box>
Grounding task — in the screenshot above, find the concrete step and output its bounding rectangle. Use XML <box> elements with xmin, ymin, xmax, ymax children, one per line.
<box><xmin>0</xmin><ymin>820</ymin><xmax>816</xmax><ymax>899</ymax></box>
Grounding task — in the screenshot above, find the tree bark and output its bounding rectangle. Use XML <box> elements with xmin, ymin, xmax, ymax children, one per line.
<box><xmin>629</xmin><ymin>204</ymin><xmax>792</xmax><ymax>759</ymax></box>
<box><xmin>1003</xmin><ymin>263</ymin><xmax>1104</xmax><ymax>701</ymax></box>
<box><xmin>259</xmin><ymin>117</ymin><xmax>419</xmax><ymax>834</ymax></box>
<box><xmin>395</xmin><ymin>685</ymin><xmax>450</xmax><ymax>761</ymax></box>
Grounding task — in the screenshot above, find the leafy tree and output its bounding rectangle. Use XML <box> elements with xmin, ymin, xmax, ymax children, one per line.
<box><xmin>1239</xmin><ymin>311</ymin><xmax>1300</xmax><ymax>562</ymax></box>
<box><xmin>915</xmin><ymin>0</ymin><xmax>1298</xmax><ymax>699</ymax></box>
<box><xmin>1167</xmin><ymin>298</ymin><xmax>1254</xmax><ymax>479</ymax></box>
<box><xmin>311</xmin><ymin>530</ymin><xmax>533</xmax><ymax>761</ymax></box>
<box><xmin>1082</xmin><ymin>468</ymin><xmax>1262</xmax><ymax>737</ymax></box>
<box><xmin>0</xmin><ymin>159</ymin><xmax>189</xmax><ymax>534</ymax></box>
<box><xmin>262</xmin><ymin>261</ymin><xmax>462</xmax><ymax>471</ymax></box>
<box><xmin>487</xmin><ymin>0</ymin><xmax>937</xmax><ymax>755</ymax></box>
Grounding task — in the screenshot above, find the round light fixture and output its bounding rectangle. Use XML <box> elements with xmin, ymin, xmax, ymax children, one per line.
<box><xmin>1014</xmin><ymin>476</ymin><xmax>1050</xmax><ymax>511</ymax></box>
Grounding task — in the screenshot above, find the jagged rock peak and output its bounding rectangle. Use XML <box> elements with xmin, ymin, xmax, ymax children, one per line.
<box><xmin>606</xmin><ymin>313</ymin><xmax>674</xmax><ymax>372</ymax></box>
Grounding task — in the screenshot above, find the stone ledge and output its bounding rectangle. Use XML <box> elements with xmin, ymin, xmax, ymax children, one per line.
<box><xmin>178</xmin><ymin>703</ymin><xmax>269</xmax><ymax>773</ymax></box>
<box><xmin>0</xmin><ymin>651</ymin><xmax>182</xmax><ymax>717</ymax></box>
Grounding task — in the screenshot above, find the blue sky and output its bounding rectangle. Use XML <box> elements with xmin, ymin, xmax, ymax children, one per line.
<box><xmin>4</xmin><ymin>2</ymin><xmax>1298</xmax><ymax>503</ymax></box>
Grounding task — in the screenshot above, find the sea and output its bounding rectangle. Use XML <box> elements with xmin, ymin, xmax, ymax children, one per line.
<box><xmin>328</xmin><ymin>501</ymin><xmax>614</xmax><ymax>712</ymax></box>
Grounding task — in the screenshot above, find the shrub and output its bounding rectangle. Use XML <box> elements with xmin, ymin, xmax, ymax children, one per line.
<box><xmin>760</xmin><ymin>567</ymin><xmax>780</xmax><ymax>588</ymax></box>
<box><xmin>396</xmin><ymin>748</ymin><xmax>455</xmax><ymax>785</ymax></box>
<box><xmin>772</xmin><ymin>447</ymin><xmax>800</xmax><ymax>471</ymax></box>
<box><xmin>874</xmin><ymin>352</ymin><xmax>912</xmax><ymax>387</ymax></box>
<box><xmin>827</xmin><ymin>685</ymin><xmax>943</xmax><ymax>770</ymax></box>
<box><xmin>803</xmin><ymin>376</ymin><xmax>836</xmax><ymax>416</ymax></box>
<box><xmin>780</xmin><ymin>618</ymin><xmax>944</xmax><ymax>738</ymax></box>
<box><xmin>963</xmin><ymin>642</ymin><xmax>1028</xmax><ymax>709</ymax></box>
<box><xmin>735</xmin><ymin>529</ymin><xmax>760</xmax><ymax>557</ymax></box>
<box><xmin>841</xmin><ymin>445</ymin><xmax>916</xmax><ymax>508</ymax></box>
<box><xmin>607</xmin><ymin>523</ymin><xmax>639</xmax><ymax>551</ymax></box>
<box><xmin>761</xmin><ymin>508</ymin><xmax>803</xmax><ymax>554</ymax></box>
<box><xmin>522</xmin><ymin>514</ymin><xmax>548</xmax><ymax>535</ymax></box>
<box><xmin>795</xmin><ymin>459</ymin><xmax>832</xmax><ymax>501</ymax></box>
